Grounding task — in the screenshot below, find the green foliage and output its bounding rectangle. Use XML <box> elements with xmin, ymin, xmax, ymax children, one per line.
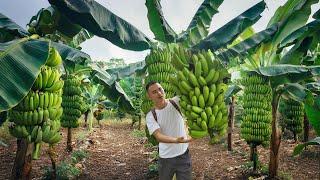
<box><xmin>305</xmin><ymin>95</ymin><xmax>320</xmax><ymax>135</ymax></box>
<box><xmin>293</xmin><ymin>137</ymin><xmax>320</xmax><ymax>156</ymax></box>
<box><xmin>43</xmin><ymin>149</ymin><xmax>88</xmax><ymax>180</ymax></box>
<box><xmin>43</xmin><ymin>161</ymin><xmax>81</xmax><ymax>180</ymax></box>
<box><xmin>71</xmin><ymin>149</ymin><xmax>88</xmax><ymax>164</ymax></box>
<box><xmin>131</xmin><ymin>129</ymin><xmax>146</xmax><ymax>138</ymax></box>
<box><xmin>0</xmin><ymin>13</ymin><xmax>28</xmax><ymax>42</ymax></box>
<box><xmin>49</xmin><ymin>0</ymin><xmax>151</xmax><ymax>51</ymax></box>
<box><xmin>145</xmin><ymin>0</ymin><xmax>176</xmax><ymax>42</ymax></box>
<box><xmin>0</xmin><ymin>38</ymin><xmax>48</xmax><ymax>112</ymax></box>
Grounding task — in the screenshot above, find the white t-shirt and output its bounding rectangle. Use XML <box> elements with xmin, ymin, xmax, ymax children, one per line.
<box><xmin>146</xmin><ymin>96</ymin><xmax>188</xmax><ymax>158</ymax></box>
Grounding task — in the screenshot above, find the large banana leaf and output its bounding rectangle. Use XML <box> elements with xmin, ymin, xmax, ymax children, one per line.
<box><xmin>293</xmin><ymin>137</ymin><xmax>320</xmax><ymax>156</ymax></box>
<box><xmin>106</xmin><ymin>60</ymin><xmax>146</xmax><ymax>79</ymax></box>
<box><xmin>48</xmin><ymin>0</ymin><xmax>151</xmax><ymax>51</ymax></box>
<box><xmin>279</xmin><ymin>20</ymin><xmax>320</xmax><ymax>49</ymax></box>
<box><xmin>177</xmin><ymin>0</ymin><xmax>224</xmax><ymax>47</ymax></box>
<box><xmin>218</xmin><ymin>24</ymin><xmax>278</xmax><ymax>61</ymax></box>
<box><xmin>192</xmin><ymin>1</ymin><xmax>266</xmax><ymax>52</ymax></box>
<box><xmin>304</xmin><ymin>96</ymin><xmax>320</xmax><ymax>135</ymax></box>
<box><xmin>90</xmin><ymin>64</ymin><xmax>134</xmax><ymax>111</ymax></box>
<box><xmin>279</xmin><ymin>36</ymin><xmax>313</xmax><ymax>65</ymax></box>
<box><xmin>29</xmin><ymin>6</ymin><xmax>93</xmax><ymax>46</ymax></box>
<box><xmin>0</xmin><ymin>13</ymin><xmax>28</xmax><ymax>42</ymax></box>
<box><xmin>280</xmin><ymin>83</ymin><xmax>306</xmax><ymax>102</ymax></box>
<box><xmin>145</xmin><ymin>0</ymin><xmax>176</xmax><ymax>42</ymax></box>
<box><xmin>0</xmin><ymin>38</ymin><xmax>49</xmax><ymax>112</ymax></box>
<box><xmin>254</xmin><ymin>65</ymin><xmax>320</xmax><ymax>88</ymax></box>
<box><xmin>266</xmin><ymin>0</ymin><xmax>319</xmax><ymax>52</ymax></box>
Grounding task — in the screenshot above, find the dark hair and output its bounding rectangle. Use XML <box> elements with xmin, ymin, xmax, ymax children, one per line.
<box><xmin>145</xmin><ymin>81</ymin><xmax>158</xmax><ymax>91</ymax></box>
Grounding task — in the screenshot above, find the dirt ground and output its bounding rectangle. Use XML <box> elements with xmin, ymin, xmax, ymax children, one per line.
<box><xmin>0</xmin><ymin>119</ymin><xmax>319</xmax><ymax>180</ymax></box>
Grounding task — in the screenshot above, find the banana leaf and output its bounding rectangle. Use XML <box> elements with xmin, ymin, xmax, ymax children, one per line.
<box><xmin>90</xmin><ymin>64</ymin><xmax>134</xmax><ymax>111</ymax></box>
<box><xmin>280</xmin><ymin>83</ymin><xmax>306</xmax><ymax>102</ymax></box>
<box><xmin>254</xmin><ymin>65</ymin><xmax>320</xmax><ymax>88</ymax></box>
<box><xmin>0</xmin><ymin>111</ymin><xmax>8</xmax><ymax>126</ymax></box>
<box><xmin>305</xmin><ymin>82</ymin><xmax>320</xmax><ymax>94</ymax></box>
<box><xmin>305</xmin><ymin>96</ymin><xmax>320</xmax><ymax>135</ymax></box>
<box><xmin>266</xmin><ymin>0</ymin><xmax>319</xmax><ymax>52</ymax></box>
<box><xmin>228</xmin><ymin>27</ymin><xmax>255</xmax><ymax>48</ymax></box>
<box><xmin>29</xmin><ymin>6</ymin><xmax>93</xmax><ymax>46</ymax></box>
<box><xmin>218</xmin><ymin>24</ymin><xmax>278</xmax><ymax>61</ymax></box>
<box><xmin>177</xmin><ymin>0</ymin><xmax>224</xmax><ymax>47</ymax></box>
<box><xmin>279</xmin><ymin>20</ymin><xmax>320</xmax><ymax>50</ymax></box>
<box><xmin>313</xmin><ymin>8</ymin><xmax>320</xmax><ymax>19</ymax></box>
<box><xmin>293</xmin><ymin>137</ymin><xmax>320</xmax><ymax>156</ymax></box>
<box><xmin>0</xmin><ymin>38</ymin><xmax>49</xmax><ymax>112</ymax></box>
<box><xmin>279</xmin><ymin>36</ymin><xmax>313</xmax><ymax>65</ymax></box>
<box><xmin>192</xmin><ymin>1</ymin><xmax>266</xmax><ymax>52</ymax></box>
<box><xmin>145</xmin><ymin>0</ymin><xmax>176</xmax><ymax>42</ymax></box>
<box><xmin>106</xmin><ymin>60</ymin><xmax>146</xmax><ymax>79</ymax></box>
<box><xmin>48</xmin><ymin>0</ymin><xmax>151</xmax><ymax>51</ymax></box>
<box><xmin>0</xmin><ymin>13</ymin><xmax>28</xmax><ymax>42</ymax></box>
<box><xmin>224</xmin><ymin>84</ymin><xmax>241</xmax><ymax>104</ymax></box>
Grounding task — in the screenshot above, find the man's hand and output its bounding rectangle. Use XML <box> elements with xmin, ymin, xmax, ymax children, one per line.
<box><xmin>176</xmin><ymin>136</ymin><xmax>192</xmax><ymax>143</ymax></box>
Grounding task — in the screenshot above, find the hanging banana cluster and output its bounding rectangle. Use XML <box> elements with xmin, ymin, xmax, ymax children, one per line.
<box><xmin>240</xmin><ymin>73</ymin><xmax>272</xmax><ymax>147</ymax></box>
<box><xmin>279</xmin><ymin>98</ymin><xmax>304</xmax><ymax>137</ymax></box>
<box><xmin>61</xmin><ymin>75</ymin><xmax>84</xmax><ymax>128</ymax></box>
<box><xmin>172</xmin><ymin>49</ymin><xmax>229</xmax><ymax>142</ymax></box>
<box><xmin>142</xmin><ymin>48</ymin><xmax>176</xmax><ymax>114</ymax></box>
<box><xmin>8</xmin><ymin>47</ymin><xmax>64</xmax><ymax>159</ymax></box>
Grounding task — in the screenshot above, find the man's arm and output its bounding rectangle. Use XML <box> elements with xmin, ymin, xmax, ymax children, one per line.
<box><xmin>153</xmin><ymin>129</ymin><xmax>192</xmax><ymax>143</ymax></box>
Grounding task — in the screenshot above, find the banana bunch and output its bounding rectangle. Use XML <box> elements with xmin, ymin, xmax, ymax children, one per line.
<box><xmin>279</xmin><ymin>98</ymin><xmax>304</xmax><ymax>139</ymax></box>
<box><xmin>240</xmin><ymin>73</ymin><xmax>272</xmax><ymax>147</ymax></box>
<box><xmin>172</xmin><ymin>49</ymin><xmax>230</xmax><ymax>142</ymax></box>
<box><xmin>170</xmin><ymin>44</ymin><xmax>191</xmax><ymax>70</ymax></box>
<box><xmin>142</xmin><ymin>48</ymin><xmax>176</xmax><ymax>114</ymax></box>
<box><xmin>8</xmin><ymin>46</ymin><xmax>64</xmax><ymax>159</ymax></box>
<box><xmin>61</xmin><ymin>75</ymin><xmax>84</xmax><ymax>128</ymax></box>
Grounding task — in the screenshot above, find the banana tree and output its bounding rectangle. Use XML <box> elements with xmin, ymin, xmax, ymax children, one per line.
<box><xmin>200</xmin><ymin>0</ymin><xmax>320</xmax><ymax>177</ymax></box>
<box><xmin>0</xmin><ymin>5</ymin><xmax>146</xmax><ymax>177</ymax></box>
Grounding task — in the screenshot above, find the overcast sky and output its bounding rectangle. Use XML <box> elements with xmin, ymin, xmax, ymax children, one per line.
<box><xmin>1</xmin><ymin>0</ymin><xmax>319</xmax><ymax>63</ymax></box>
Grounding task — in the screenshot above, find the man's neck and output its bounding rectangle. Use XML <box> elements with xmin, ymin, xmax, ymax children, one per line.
<box><xmin>154</xmin><ymin>99</ymin><xmax>167</xmax><ymax>110</ymax></box>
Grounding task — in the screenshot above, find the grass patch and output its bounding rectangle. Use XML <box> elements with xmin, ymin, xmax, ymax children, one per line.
<box><xmin>131</xmin><ymin>129</ymin><xmax>145</xmax><ymax>138</ymax></box>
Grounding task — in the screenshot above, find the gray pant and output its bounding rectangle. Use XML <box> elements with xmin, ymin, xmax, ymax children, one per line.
<box><xmin>158</xmin><ymin>149</ymin><xmax>192</xmax><ymax>180</ymax></box>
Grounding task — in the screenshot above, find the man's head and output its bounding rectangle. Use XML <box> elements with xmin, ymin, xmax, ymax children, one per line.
<box><xmin>146</xmin><ymin>81</ymin><xmax>165</xmax><ymax>102</ymax></box>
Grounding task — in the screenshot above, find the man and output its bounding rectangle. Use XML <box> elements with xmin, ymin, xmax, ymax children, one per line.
<box><xmin>145</xmin><ymin>81</ymin><xmax>192</xmax><ymax>180</ymax></box>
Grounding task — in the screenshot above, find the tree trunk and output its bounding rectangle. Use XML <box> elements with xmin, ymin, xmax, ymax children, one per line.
<box><xmin>252</xmin><ymin>145</ymin><xmax>258</xmax><ymax>172</ymax></box>
<box><xmin>84</xmin><ymin>110</ymin><xmax>89</xmax><ymax>128</ymax></box>
<box><xmin>48</xmin><ymin>145</ymin><xmax>57</xmax><ymax>179</ymax></box>
<box><xmin>293</xmin><ymin>133</ymin><xmax>297</xmax><ymax>143</ymax></box>
<box><xmin>303</xmin><ymin>114</ymin><xmax>309</xmax><ymax>142</ymax></box>
<box><xmin>67</xmin><ymin>128</ymin><xmax>73</xmax><ymax>152</ymax></box>
<box><xmin>269</xmin><ymin>95</ymin><xmax>281</xmax><ymax>178</ymax></box>
<box><xmin>138</xmin><ymin>115</ymin><xmax>141</xmax><ymax>130</ymax></box>
<box><xmin>11</xmin><ymin>139</ymin><xmax>33</xmax><ymax>180</ymax></box>
<box><xmin>228</xmin><ymin>96</ymin><xmax>235</xmax><ymax>151</ymax></box>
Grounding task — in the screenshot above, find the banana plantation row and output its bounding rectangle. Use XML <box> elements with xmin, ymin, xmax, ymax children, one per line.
<box><xmin>0</xmin><ymin>0</ymin><xmax>319</xmax><ymax>179</ymax></box>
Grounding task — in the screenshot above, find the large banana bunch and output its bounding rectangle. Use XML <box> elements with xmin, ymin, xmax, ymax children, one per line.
<box><xmin>279</xmin><ymin>98</ymin><xmax>304</xmax><ymax>140</ymax></box>
<box><xmin>142</xmin><ymin>48</ymin><xmax>176</xmax><ymax>114</ymax></box>
<box><xmin>61</xmin><ymin>75</ymin><xmax>84</xmax><ymax>128</ymax></box>
<box><xmin>8</xmin><ymin>47</ymin><xmax>64</xmax><ymax>159</ymax></box>
<box><xmin>240</xmin><ymin>73</ymin><xmax>272</xmax><ymax>147</ymax></box>
<box><xmin>172</xmin><ymin>49</ymin><xmax>230</xmax><ymax>143</ymax></box>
